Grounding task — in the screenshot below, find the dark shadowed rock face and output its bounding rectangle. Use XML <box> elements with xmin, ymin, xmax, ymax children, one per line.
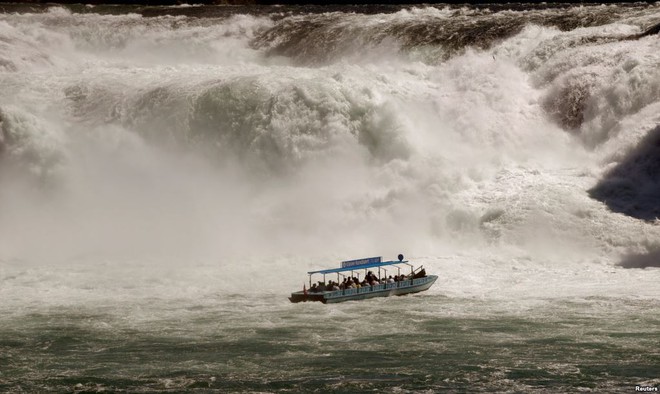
<box><xmin>589</xmin><ymin>125</ymin><xmax>660</xmax><ymax>221</ymax></box>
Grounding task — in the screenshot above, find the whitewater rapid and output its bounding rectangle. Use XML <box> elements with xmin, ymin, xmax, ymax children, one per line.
<box><xmin>0</xmin><ymin>4</ymin><xmax>659</xmax><ymax>308</ymax></box>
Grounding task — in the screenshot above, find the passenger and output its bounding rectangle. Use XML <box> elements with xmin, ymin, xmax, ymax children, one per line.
<box><xmin>387</xmin><ymin>276</ymin><xmax>394</xmax><ymax>283</ymax></box>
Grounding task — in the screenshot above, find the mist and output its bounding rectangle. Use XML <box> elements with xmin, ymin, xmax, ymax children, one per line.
<box><xmin>1</xmin><ymin>5</ymin><xmax>659</xmax><ymax>298</ymax></box>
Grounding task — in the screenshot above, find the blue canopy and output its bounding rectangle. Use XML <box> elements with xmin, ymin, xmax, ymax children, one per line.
<box><xmin>307</xmin><ymin>260</ymin><xmax>410</xmax><ymax>275</ymax></box>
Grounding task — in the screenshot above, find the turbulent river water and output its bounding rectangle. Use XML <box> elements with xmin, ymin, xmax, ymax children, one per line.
<box><xmin>0</xmin><ymin>3</ymin><xmax>659</xmax><ymax>393</ymax></box>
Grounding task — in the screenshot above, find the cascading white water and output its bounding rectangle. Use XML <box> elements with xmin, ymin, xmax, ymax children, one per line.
<box><xmin>0</xmin><ymin>5</ymin><xmax>659</xmax><ymax>304</ymax></box>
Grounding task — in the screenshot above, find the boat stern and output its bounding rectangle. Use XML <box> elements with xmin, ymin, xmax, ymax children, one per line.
<box><xmin>289</xmin><ymin>291</ymin><xmax>326</xmax><ymax>303</ymax></box>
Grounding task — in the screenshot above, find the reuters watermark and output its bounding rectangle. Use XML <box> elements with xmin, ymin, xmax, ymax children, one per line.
<box><xmin>635</xmin><ymin>386</ymin><xmax>658</xmax><ymax>392</ymax></box>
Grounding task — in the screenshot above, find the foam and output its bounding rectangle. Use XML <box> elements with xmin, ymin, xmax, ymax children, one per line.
<box><xmin>0</xmin><ymin>6</ymin><xmax>659</xmax><ymax>307</ymax></box>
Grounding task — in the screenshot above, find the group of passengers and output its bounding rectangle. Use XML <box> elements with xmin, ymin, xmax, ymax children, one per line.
<box><xmin>308</xmin><ymin>270</ymin><xmax>415</xmax><ymax>293</ymax></box>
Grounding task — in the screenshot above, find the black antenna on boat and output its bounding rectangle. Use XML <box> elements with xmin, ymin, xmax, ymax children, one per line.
<box><xmin>398</xmin><ymin>254</ymin><xmax>404</xmax><ymax>262</ymax></box>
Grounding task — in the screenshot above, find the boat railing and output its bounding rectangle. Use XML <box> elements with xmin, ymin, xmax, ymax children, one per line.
<box><xmin>328</xmin><ymin>290</ymin><xmax>343</xmax><ymax>297</ymax></box>
<box><xmin>323</xmin><ymin>276</ymin><xmax>432</xmax><ymax>299</ymax></box>
<box><xmin>342</xmin><ymin>288</ymin><xmax>357</xmax><ymax>296</ymax></box>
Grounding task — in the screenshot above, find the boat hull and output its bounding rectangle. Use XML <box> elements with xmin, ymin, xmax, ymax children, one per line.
<box><xmin>289</xmin><ymin>275</ymin><xmax>437</xmax><ymax>304</ymax></box>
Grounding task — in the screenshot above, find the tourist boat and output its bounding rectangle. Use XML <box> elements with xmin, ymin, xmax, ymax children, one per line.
<box><xmin>289</xmin><ymin>255</ymin><xmax>437</xmax><ymax>304</ymax></box>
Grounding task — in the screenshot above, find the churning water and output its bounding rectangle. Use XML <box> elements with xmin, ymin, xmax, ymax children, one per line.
<box><xmin>0</xmin><ymin>3</ymin><xmax>658</xmax><ymax>392</ymax></box>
